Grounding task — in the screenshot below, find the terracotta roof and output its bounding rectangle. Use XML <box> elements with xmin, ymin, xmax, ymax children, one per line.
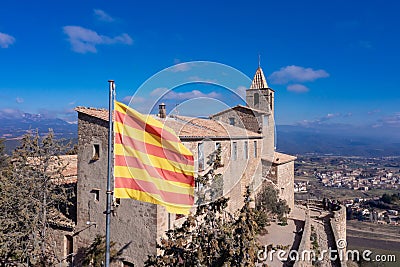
<box><xmin>60</xmin><ymin>155</ymin><xmax>77</xmax><ymax>184</ymax></box>
<box><xmin>210</xmin><ymin>104</ymin><xmax>268</xmax><ymax>118</ymax></box>
<box><xmin>75</xmin><ymin>107</ymin><xmax>262</xmax><ymax>139</ymax></box>
<box><xmin>160</xmin><ymin>115</ymin><xmax>261</xmax><ymax>139</ymax></box>
<box><xmin>48</xmin><ymin>208</ymin><xmax>75</xmax><ymax>229</ymax></box>
<box><xmin>26</xmin><ymin>155</ymin><xmax>77</xmax><ymax>184</ymax></box>
<box><xmin>272</xmin><ymin>152</ymin><xmax>297</xmax><ymax>165</ymax></box>
<box><xmin>75</xmin><ymin>106</ymin><xmax>110</xmax><ymax>121</ymax></box>
<box><xmin>250</xmin><ymin>67</ymin><xmax>269</xmax><ymax>89</ymax></box>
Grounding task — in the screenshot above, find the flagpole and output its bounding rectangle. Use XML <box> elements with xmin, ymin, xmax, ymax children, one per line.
<box><xmin>105</xmin><ymin>80</ymin><xmax>115</xmax><ymax>267</ymax></box>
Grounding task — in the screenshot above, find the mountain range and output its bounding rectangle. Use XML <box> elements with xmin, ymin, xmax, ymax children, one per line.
<box><xmin>0</xmin><ymin>113</ymin><xmax>77</xmax><ymax>154</ymax></box>
<box><xmin>277</xmin><ymin>124</ymin><xmax>400</xmax><ymax>157</ymax></box>
<box><xmin>1</xmin><ymin>113</ymin><xmax>399</xmax><ymax>157</ymax></box>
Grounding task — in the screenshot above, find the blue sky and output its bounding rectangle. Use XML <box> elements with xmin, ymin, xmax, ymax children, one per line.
<box><xmin>1</xmin><ymin>0</ymin><xmax>399</xmax><ymax>128</ymax></box>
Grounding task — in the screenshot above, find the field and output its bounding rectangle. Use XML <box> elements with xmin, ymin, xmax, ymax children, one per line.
<box><xmin>347</xmin><ymin>220</ymin><xmax>400</xmax><ymax>267</ymax></box>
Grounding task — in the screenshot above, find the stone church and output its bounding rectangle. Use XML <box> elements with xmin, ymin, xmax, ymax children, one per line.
<box><xmin>68</xmin><ymin>65</ymin><xmax>296</xmax><ymax>266</ymax></box>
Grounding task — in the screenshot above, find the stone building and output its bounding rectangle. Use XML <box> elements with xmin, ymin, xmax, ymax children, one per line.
<box><xmin>46</xmin><ymin>155</ymin><xmax>77</xmax><ymax>265</ymax></box>
<box><xmin>69</xmin><ymin>65</ymin><xmax>296</xmax><ymax>266</ymax></box>
<box><xmin>211</xmin><ymin>66</ymin><xmax>295</xmax><ymax>211</ymax></box>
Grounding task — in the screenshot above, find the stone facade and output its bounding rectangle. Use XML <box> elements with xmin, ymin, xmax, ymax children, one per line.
<box><xmin>74</xmin><ymin>112</ymin><xmax>157</xmax><ymax>266</ymax></box>
<box><xmin>276</xmin><ymin>161</ymin><xmax>295</xmax><ymax>211</ymax></box>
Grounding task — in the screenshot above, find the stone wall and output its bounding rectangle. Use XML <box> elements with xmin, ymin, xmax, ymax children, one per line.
<box><xmin>330</xmin><ymin>205</ymin><xmax>347</xmax><ymax>267</ymax></box>
<box><xmin>75</xmin><ymin>113</ymin><xmax>157</xmax><ymax>266</ymax></box>
<box><xmin>276</xmin><ymin>161</ymin><xmax>295</xmax><ymax>211</ymax></box>
<box><xmin>293</xmin><ymin>203</ymin><xmax>347</xmax><ymax>267</ymax></box>
<box><xmin>294</xmin><ymin>210</ymin><xmax>312</xmax><ymax>267</ymax></box>
<box><xmin>211</xmin><ymin>107</ymin><xmax>262</xmax><ymax>133</ymax></box>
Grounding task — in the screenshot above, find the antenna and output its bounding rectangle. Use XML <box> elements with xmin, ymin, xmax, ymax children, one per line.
<box><xmin>258</xmin><ymin>53</ymin><xmax>261</xmax><ymax>68</ymax></box>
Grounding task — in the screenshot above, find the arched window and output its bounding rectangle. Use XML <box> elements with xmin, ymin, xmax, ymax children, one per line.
<box><xmin>254</xmin><ymin>93</ymin><xmax>259</xmax><ymax>106</ymax></box>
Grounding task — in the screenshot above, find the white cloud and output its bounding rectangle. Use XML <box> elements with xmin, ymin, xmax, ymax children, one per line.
<box><xmin>377</xmin><ymin>112</ymin><xmax>400</xmax><ymax>128</ymax></box>
<box><xmin>326</xmin><ymin>113</ymin><xmax>337</xmax><ymax>119</ymax></box>
<box><xmin>0</xmin><ymin>108</ymin><xmax>22</xmax><ymax>118</ymax></box>
<box><xmin>63</xmin><ymin>26</ymin><xmax>133</xmax><ymax>53</ymax></box>
<box><xmin>297</xmin><ymin>113</ymin><xmax>343</xmax><ymax>126</ymax></box>
<box><xmin>187</xmin><ymin>76</ymin><xmax>218</xmax><ymax>83</ymax></box>
<box><xmin>150</xmin><ymin>87</ymin><xmax>220</xmax><ymax>100</ymax></box>
<box><xmin>16</xmin><ymin>97</ymin><xmax>24</xmax><ymax>104</ymax></box>
<box><xmin>269</xmin><ymin>65</ymin><xmax>329</xmax><ymax>84</ymax></box>
<box><xmin>0</xmin><ymin>32</ymin><xmax>16</xmax><ymax>48</ymax></box>
<box><xmin>169</xmin><ymin>62</ymin><xmax>191</xmax><ymax>72</ymax></box>
<box><xmin>94</xmin><ymin>9</ymin><xmax>114</xmax><ymax>22</ymax></box>
<box><xmin>150</xmin><ymin>87</ymin><xmax>169</xmax><ymax>97</ymax></box>
<box><xmin>287</xmin><ymin>84</ymin><xmax>309</xmax><ymax>93</ymax></box>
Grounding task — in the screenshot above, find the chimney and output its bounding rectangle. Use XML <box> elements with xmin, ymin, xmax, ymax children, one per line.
<box><xmin>159</xmin><ymin>103</ymin><xmax>166</xmax><ymax>118</ymax></box>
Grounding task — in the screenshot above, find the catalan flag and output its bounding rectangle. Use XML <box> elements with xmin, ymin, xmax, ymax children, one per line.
<box><xmin>113</xmin><ymin>101</ymin><xmax>195</xmax><ymax>214</ymax></box>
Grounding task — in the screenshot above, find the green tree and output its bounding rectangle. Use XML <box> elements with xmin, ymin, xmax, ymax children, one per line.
<box><xmin>255</xmin><ymin>184</ymin><xmax>290</xmax><ymax>222</ymax></box>
<box><xmin>0</xmin><ymin>130</ymin><xmax>73</xmax><ymax>266</ymax></box>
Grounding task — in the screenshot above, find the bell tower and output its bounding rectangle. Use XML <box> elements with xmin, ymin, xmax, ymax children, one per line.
<box><xmin>246</xmin><ymin>63</ymin><xmax>276</xmax><ymax>153</ymax></box>
<box><xmin>246</xmin><ymin>65</ymin><xmax>274</xmax><ymax>115</ymax></box>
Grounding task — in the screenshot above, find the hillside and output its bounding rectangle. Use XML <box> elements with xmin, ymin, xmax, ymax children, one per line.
<box><xmin>276</xmin><ymin>124</ymin><xmax>400</xmax><ymax>157</ymax></box>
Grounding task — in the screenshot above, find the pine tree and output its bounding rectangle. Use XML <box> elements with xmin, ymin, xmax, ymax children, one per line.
<box><xmin>0</xmin><ymin>130</ymin><xmax>73</xmax><ymax>265</ymax></box>
<box><xmin>255</xmin><ymin>184</ymin><xmax>290</xmax><ymax>222</ymax></box>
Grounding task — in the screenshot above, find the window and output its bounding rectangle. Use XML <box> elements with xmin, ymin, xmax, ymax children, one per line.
<box><xmin>92</xmin><ymin>144</ymin><xmax>100</xmax><ymax>160</ymax></box>
<box><xmin>64</xmin><ymin>235</ymin><xmax>73</xmax><ymax>262</ymax></box>
<box><xmin>123</xmin><ymin>261</ymin><xmax>135</xmax><ymax>267</ymax></box>
<box><xmin>270</xmin><ymin>92</ymin><xmax>273</xmax><ymax>110</ymax></box>
<box><xmin>215</xmin><ymin>142</ymin><xmax>221</xmax><ymax>150</ymax></box>
<box><xmin>254</xmin><ymin>141</ymin><xmax>257</xmax><ymax>158</ymax></box>
<box><xmin>232</xmin><ymin>142</ymin><xmax>237</xmax><ymax>161</ymax></box>
<box><xmin>254</xmin><ymin>93</ymin><xmax>259</xmax><ymax>106</ymax></box>
<box><xmin>114</xmin><ymin>197</ymin><xmax>120</xmax><ymax>207</ymax></box>
<box><xmin>198</xmin><ymin>142</ymin><xmax>204</xmax><ymax>171</ymax></box>
<box><xmin>176</xmin><ymin>214</ymin><xmax>185</xmax><ymax>220</ymax></box>
<box><xmin>229</xmin><ymin>117</ymin><xmax>235</xmax><ymax>126</ymax></box>
<box><xmin>244</xmin><ymin>141</ymin><xmax>248</xmax><ymax>159</ymax></box>
<box><xmin>91</xmin><ymin>189</ymin><xmax>100</xmax><ymax>201</ymax></box>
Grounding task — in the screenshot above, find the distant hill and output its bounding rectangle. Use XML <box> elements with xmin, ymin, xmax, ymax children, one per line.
<box><xmin>276</xmin><ymin>124</ymin><xmax>400</xmax><ymax>157</ymax></box>
<box><xmin>2</xmin><ymin>113</ymin><xmax>399</xmax><ymax>157</ymax></box>
<box><xmin>0</xmin><ymin>113</ymin><xmax>77</xmax><ymax>154</ymax></box>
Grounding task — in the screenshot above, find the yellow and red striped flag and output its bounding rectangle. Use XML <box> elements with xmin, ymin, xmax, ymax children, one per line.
<box><xmin>113</xmin><ymin>101</ymin><xmax>195</xmax><ymax>215</ymax></box>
